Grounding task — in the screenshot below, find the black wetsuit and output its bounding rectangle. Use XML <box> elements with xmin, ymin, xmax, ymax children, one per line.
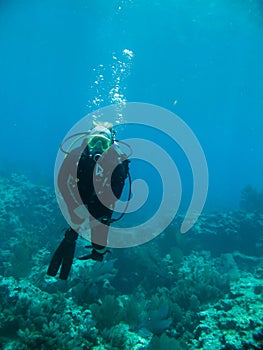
<box><xmin>47</xmin><ymin>142</ymin><xmax>129</xmax><ymax>280</ymax></box>
<box><xmin>77</xmin><ymin>144</ymin><xmax>129</xmax><ymax>224</ymax></box>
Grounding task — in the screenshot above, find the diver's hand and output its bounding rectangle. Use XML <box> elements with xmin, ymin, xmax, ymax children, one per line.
<box><xmin>78</xmin><ymin>247</ymin><xmax>110</xmax><ymax>261</ymax></box>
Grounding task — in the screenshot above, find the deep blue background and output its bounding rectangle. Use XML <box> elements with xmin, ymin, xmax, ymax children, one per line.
<box><xmin>1</xmin><ymin>0</ymin><xmax>263</xmax><ymax>212</ymax></box>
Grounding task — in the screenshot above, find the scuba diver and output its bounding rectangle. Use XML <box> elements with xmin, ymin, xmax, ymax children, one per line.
<box><xmin>47</xmin><ymin>121</ymin><xmax>131</xmax><ymax>280</ymax></box>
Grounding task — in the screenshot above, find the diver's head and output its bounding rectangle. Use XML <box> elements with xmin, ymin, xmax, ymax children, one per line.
<box><xmin>87</xmin><ymin>124</ymin><xmax>113</xmax><ymax>157</ymax></box>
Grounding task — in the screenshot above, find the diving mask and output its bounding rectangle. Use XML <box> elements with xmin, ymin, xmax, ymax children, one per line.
<box><xmin>87</xmin><ymin>133</ymin><xmax>112</xmax><ymax>153</ymax></box>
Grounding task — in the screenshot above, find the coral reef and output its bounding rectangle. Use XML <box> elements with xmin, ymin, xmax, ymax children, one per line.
<box><xmin>192</xmin><ymin>273</ymin><xmax>263</xmax><ymax>349</ymax></box>
<box><xmin>1</xmin><ymin>173</ymin><xmax>263</xmax><ymax>349</ymax></box>
<box><xmin>0</xmin><ymin>275</ymin><xmax>98</xmax><ymax>349</ymax></box>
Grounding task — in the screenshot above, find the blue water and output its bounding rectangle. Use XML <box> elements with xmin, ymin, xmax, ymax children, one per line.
<box><xmin>1</xmin><ymin>0</ymin><xmax>263</xmax><ymax>213</ymax></box>
<box><xmin>1</xmin><ymin>2</ymin><xmax>263</xmax><ymax>349</ymax></box>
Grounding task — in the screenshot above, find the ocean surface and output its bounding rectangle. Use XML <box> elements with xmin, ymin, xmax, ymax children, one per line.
<box><xmin>0</xmin><ymin>1</ymin><xmax>263</xmax><ymax>349</ymax></box>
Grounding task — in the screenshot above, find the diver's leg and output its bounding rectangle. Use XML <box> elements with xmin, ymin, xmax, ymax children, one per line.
<box><xmin>88</xmin><ymin>199</ymin><xmax>113</xmax><ymax>256</ymax></box>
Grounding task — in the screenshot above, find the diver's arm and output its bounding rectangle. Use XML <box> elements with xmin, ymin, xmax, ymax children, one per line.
<box><xmin>111</xmin><ymin>159</ymin><xmax>130</xmax><ymax>199</ymax></box>
<box><xmin>57</xmin><ymin>148</ymin><xmax>84</xmax><ymax>225</ymax></box>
